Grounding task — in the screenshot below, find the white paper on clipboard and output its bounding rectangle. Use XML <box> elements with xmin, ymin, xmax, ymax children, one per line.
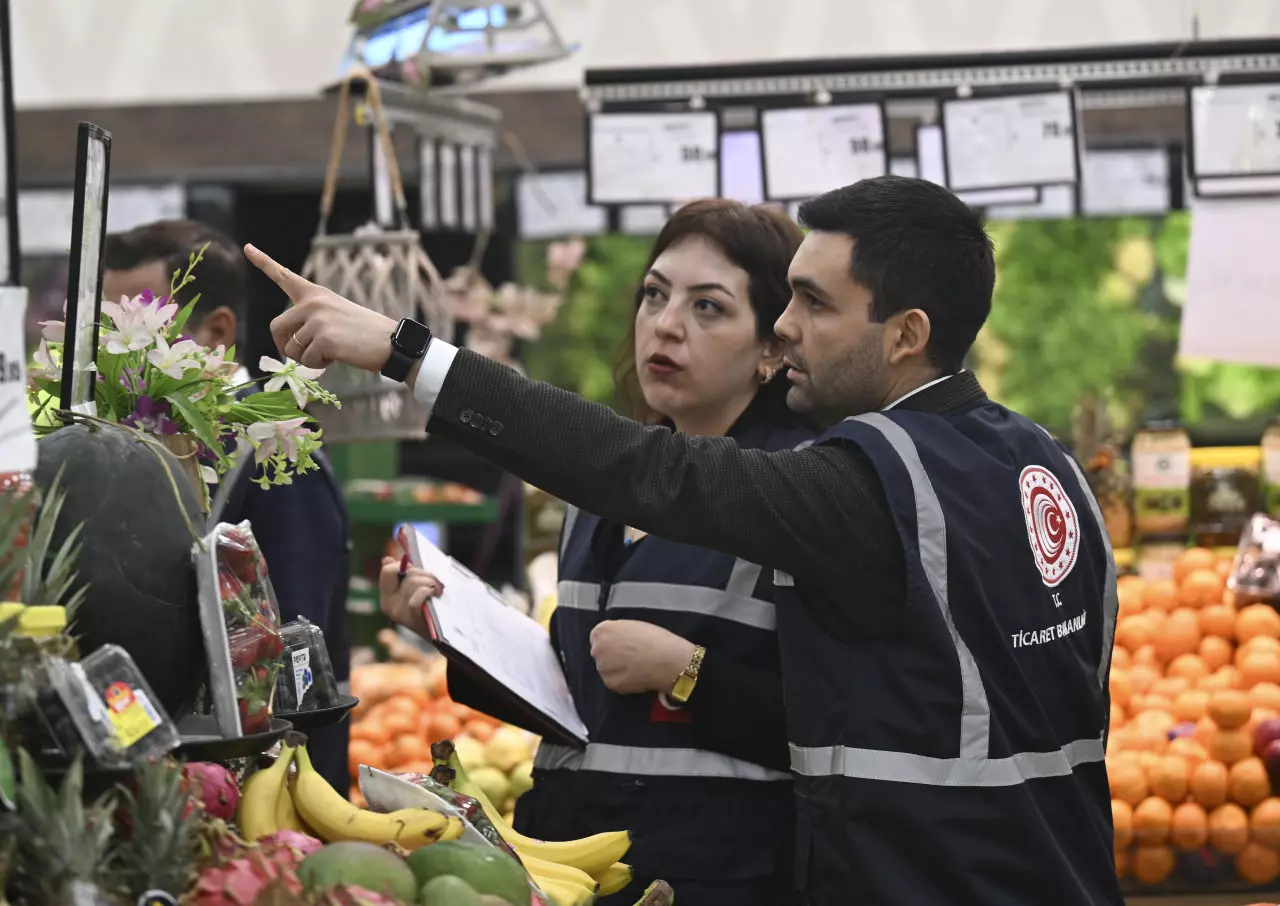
<box><xmin>403</xmin><ymin>526</ymin><xmax>588</xmax><ymax>745</ymax></box>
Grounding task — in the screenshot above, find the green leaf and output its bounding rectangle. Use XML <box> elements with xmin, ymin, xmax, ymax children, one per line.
<box><xmin>0</xmin><ymin>737</ymin><xmax>13</xmax><ymax>810</ymax></box>
<box><xmin>164</xmin><ymin>392</ymin><xmax>221</xmax><ymax>455</ymax></box>
<box><xmin>168</xmin><ymin>297</ymin><xmax>202</xmax><ymax>338</ymax></box>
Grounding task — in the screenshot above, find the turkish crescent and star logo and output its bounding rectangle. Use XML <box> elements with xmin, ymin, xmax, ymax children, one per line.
<box><xmin>1019</xmin><ymin>464</ymin><xmax>1080</xmax><ymax>588</ymax></box>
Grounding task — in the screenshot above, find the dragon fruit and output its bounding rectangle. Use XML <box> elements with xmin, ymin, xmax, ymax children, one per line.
<box><xmin>311</xmin><ymin>885</ymin><xmax>402</xmax><ymax>906</ymax></box>
<box><xmin>190</xmin><ymin>849</ymin><xmax>303</xmax><ymax>905</ymax></box>
<box><xmin>258</xmin><ymin>829</ymin><xmax>324</xmax><ymax>864</ymax></box>
<box><xmin>183</xmin><ymin>761</ymin><xmax>240</xmax><ymax>821</ymax></box>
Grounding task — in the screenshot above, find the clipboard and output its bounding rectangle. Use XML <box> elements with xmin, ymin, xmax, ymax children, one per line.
<box><xmin>398</xmin><ymin>525</ymin><xmax>587</xmax><ymax>748</ymax></box>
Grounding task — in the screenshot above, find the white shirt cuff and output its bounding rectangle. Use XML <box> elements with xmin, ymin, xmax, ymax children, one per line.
<box><xmin>410</xmin><ymin>339</ymin><xmax>460</xmax><ymax>414</ymax></box>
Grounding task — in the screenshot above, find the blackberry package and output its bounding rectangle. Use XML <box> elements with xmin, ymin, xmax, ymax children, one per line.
<box><xmin>274</xmin><ymin>618</ymin><xmax>340</xmax><ymax>712</ymax></box>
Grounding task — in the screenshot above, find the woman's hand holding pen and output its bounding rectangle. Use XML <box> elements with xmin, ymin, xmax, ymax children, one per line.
<box><xmin>379</xmin><ymin>556</ymin><xmax>444</xmax><ymax>640</ymax></box>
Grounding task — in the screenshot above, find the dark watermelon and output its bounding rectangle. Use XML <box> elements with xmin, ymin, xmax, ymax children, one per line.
<box><xmin>33</xmin><ymin>424</ymin><xmax>205</xmax><ymax>718</ymax></box>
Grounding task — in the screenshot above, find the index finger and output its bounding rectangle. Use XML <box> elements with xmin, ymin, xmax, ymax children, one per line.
<box><xmin>244</xmin><ymin>243</ymin><xmax>309</xmax><ymax>301</ymax></box>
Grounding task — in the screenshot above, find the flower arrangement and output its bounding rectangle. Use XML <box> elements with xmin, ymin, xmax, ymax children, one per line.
<box><xmin>26</xmin><ymin>246</ymin><xmax>339</xmax><ymax>503</ymax></box>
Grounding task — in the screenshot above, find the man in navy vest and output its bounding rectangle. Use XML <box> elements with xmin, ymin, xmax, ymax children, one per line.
<box><xmin>104</xmin><ymin>221</ymin><xmax>352</xmax><ymax>796</ymax></box>
<box><xmin>248</xmin><ymin>176</ymin><xmax>1122</xmax><ymax>906</ymax></box>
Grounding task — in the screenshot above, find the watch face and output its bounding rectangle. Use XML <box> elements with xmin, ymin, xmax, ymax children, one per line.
<box><xmin>393</xmin><ymin>319</ymin><xmax>432</xmax><ymax>357</ymax></box>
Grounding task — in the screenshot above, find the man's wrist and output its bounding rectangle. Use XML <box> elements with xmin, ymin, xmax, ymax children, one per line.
<box><xmin>405</xmin><ymin>357</ymin><xmax>423</xmax><ymax>391</ymax></box>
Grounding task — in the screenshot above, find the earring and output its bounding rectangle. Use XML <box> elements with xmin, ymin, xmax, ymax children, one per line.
<box><xmin>759</xmin><ymin>367</ymin><xmax>776</xmax><ymax>385</ymax></box>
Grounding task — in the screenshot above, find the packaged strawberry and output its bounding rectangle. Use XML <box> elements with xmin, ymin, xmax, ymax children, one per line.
<box><xmin>193</xmin><ymin>520</ymin><xmax>285</xmax><ymax>739</ymax></box>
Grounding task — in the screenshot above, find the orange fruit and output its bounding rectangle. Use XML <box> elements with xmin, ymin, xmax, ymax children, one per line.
<box><xmin>1178</xmin><ymin>568</ymin><xmax>1225</xmax><ymax>609</ymax></box>
<box><xmin>1194</xmin><ymin>715</ymin><xmax>1218</xmax><ymax>746</ymax></box>
<box><xmin>1130</xmin><ymin>663</ymin><xmax>1161</xmax><ymax>695</ymax></box>
<box><xmin>1153</xmin><ymin>608</ymin><xmax>1202</xmax><ymax>662</ymax></box>
<box><xmin>1110</xmin><ymin>670</ymin><xmax>1134</xmax><ymax>709</ymax></box>
<box><xmin>1170</xmin><ymin>801</ymin><xmax>1209</xmax><ymax>851</ymax></box>
<box><xmin>1209</xmin><ymin>802</ymin><xmax>1251</xmax><ymax>855</ymax></box>
<box><xmin>1209</xmin><ymin>689</ymin><xmax>1253</xmax><ymax>729</ymax></box>
<box><xmin>1142</xmin><ymin>578</ymin><xmax>1180</xmax><ymax>613</ymax></box>
<box><xmin>1199</xmin><ymin>604</ymin><xmax>1237</xmax><ymax>640</ymax></box>
<box><xmin>1175</xmin><ymin>548</ymin><xmax>1218</xmax><ymax>585</ymax></box>
<box><xmin>1174</xmin><ymin>689</ymin><xmax>1211</xmax><ymax>723</ymax></box>
<box><xmin>429</xmin><ymin>712</ymin><xmax>462</xmax><ymax>743</ymax></box>
<box><xmin>1238</xmin><ymin>635</ymin><xmax>1280</xmax><ymax>665</ymax></box>
<box><xmin>1110</xmin><ymin>758</ymin><xmax>1152</xmax><ymax>807</ymax></box>
<box><xmin>1154</xmin><ymin>676</ymin><xmax>1193</xmax><ymax>699</ymax></box>
<box><xmin>1201</xmin><ymin>665</ymin><xmax>1244</xmax><ymax>693</ymax></box>
<box><xmin>391</xmin><ymin>734</ymin><xmax>431</xmax><ymax>766</ymax></box>
<box><xmin>1114</xmin><ymin>846</ymin><xmax>1129</xmax><ymax>878</ymax></box>
<box><xmin>1110</xmin><ymin>701</ymin><xmax>1127</xmax><ymax>729</ymax></box>
<box><xmin>1240</xmin><ymin>650</ymin><xmax>1280</xmax><ymax>689</ymax></box>
<box><xmin>1111</xmin><ymin>647</ymin><xmax>1133</xmax><ymax>670</ymax></box>
<box><xmin>1117</xmin><ymin>615</ymin><xmax>1157</xmax><ymax>653</ymax></box>
<box><xmin>1133</xmin><ymin>644</ymin><xmax>1161</xmax><ymax>667</ymax></box>
<box><xmin>1228</xmin><ymin>756</ymin><xmax>1272</xmax><ymax>808</ymax></box>
<box><xmin>463</xmin><ymin>718</ymin><xmax>494</xmax><ymax>743</ymax></box>
<box><xmin>381</xmin><ymin>710</ymin><xmax>417</xmax><ymax>738</ymax></box>
<box><xmin>1131</xmin><ymin>844</ymin><xmax>1176</xmax><ymax>885</ymax></box>
<box><xmin>1149</xmin><ymin>755</ymin><xmax>1191</xmax><ymax>802</ymax></box>
<box><xmin>1237</xmin><ymin>604</ymin><xmax>1280</xmax><ymax>643</ymax></box>
<box><xmin>1190</xmin><ymin>759</ymin><xmax>1230</xmax><ymax>808</ymax></box>
<box><xmin>1251</xmin><ymin>682</ymin><xmax>1280</xmax><ymax>713</ymax></box>
<box><xmin>1165</xmin><ymin>654</ymin><xmax>1208</xmax><ymax>683</ymax></box>
<box><xmin>1136</xmin><ymin>709</ymin><xmax>1177</xmax><ymax>737</ymax></box>
<box><xmin>1119</xmin><ymin>581</ymin><xmax>1146</xmax><ymax>618</ymax></box>
<box><xmin>1113</xmin><ymin>798</ymin><xmax>1134</xmax><ymax>848</ymax></box>
<box><xmin>1133</xmin><ymin>796</ymin><xmax>1173</xmax><ymax>844</ymax></box>
<box><xmin>394</xmin><ymin>759</ymin><xmax>436</xmax><ymax>776</ymax></box>
<box><xmin>383</xmin><ymin>694</ymin><xmax>421</xmax><ymax>717</ymax></box>
<box><xmin>1129</xmin><ymin>724</ymin><xmax>1170</xmax><ymax>754</ymax></box>
<box><xmin>1249</xmin><ymin>797</ymin><xmax>1280</xmax><ymax>848</ymax></box>
<box><xmin>1210</xmin><ymin>728</ymin><xmax>1255</xmax><ymax>765</ymax></box>
<box><xmin>1199</xmin><ymin>635</ymin><xmax>1235</xmax><ymax>671</ymax></box>
<box><xmin>348</xmin><ymin>739</ymin><xmax>384</xmax><ymax>778</ymax></box>
<box><xmin>1235</xmin><ymin>841</ymin><xmax>1280</xmax><ymax>885</ymax></box>
<box><xmin>1168</xmin><ymin>737</ymin><xmax>1210</xmax><ymax>768</ymax></box>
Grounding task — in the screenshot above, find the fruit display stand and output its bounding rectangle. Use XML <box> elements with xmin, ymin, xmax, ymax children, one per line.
<box><xmin>1108</xmin><ymin>544</ymin><xmax>1280</xmax><ymax>901</ymax></box>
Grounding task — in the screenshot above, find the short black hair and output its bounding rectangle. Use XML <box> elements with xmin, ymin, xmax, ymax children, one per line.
<box><xmin>103</xmin><ymin>219</ymin><xmax>246</xmax><ymax>330</ymax></box>
<box><xmin>797</xmin><ymin>175</ymin><xmax>995</xmax><ymax>372</ymax></box>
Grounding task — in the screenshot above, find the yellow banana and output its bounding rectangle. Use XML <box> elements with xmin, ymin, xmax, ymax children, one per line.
<box><xmin>271</xmin><ymin>746</ymin><xmax>310</xmax><ymax>834</ymax></box>
<box><xmin>444</xmin><ymin>753</ymin><xmax>630</xmax><ymax>876</ymax></box>
<box><xmin>594</xmin><ymin>862</ymin><xmax>633</xmax><ymax>896</ymax></box>
<box><xmin>517</xmin><ymin>851</ymin><xmax>597</xmax><ymax>893</ymax></box>
<box><xmin>236</xmin><ymin>745</ymin><xmax>294</xmax><ymax>840</ymax></box>
<box><xmin>292</xmin><ymin>745</ymin><xmax>463</xmax><ymax>850</ymax></box>
<box><xmin>533</xmin><ymin>876</ymin><xmax>595</xmax><ymax>906</ymax></box>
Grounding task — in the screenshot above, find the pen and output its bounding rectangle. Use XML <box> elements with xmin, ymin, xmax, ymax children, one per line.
<box><xmin>396</xmin><ymin>552</ymin><xmax>410</xmax><ymax>589</ymax></box>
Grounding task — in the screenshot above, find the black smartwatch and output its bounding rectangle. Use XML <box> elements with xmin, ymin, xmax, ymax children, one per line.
<box><xmin>381</xmin><ymin>318</ymin><xmax>433</xmax><ymax>383</ymax></box>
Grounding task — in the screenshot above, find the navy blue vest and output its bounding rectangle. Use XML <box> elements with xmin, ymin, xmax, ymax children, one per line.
<box><xmin>774</xmin><ymin>403</ymin><xmax>1121</xmax><ymax>906</ymax></box>
<box><xmin>515</xmin><ymin>405</ymin><xmax>812</xmax><ymax>898</ymax></box>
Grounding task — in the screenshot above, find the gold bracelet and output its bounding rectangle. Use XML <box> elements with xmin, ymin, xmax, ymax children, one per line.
<box><xmin>669</xmin><ymin>644</ymin><xmax>706</xmax><ymax>704</ymax></box>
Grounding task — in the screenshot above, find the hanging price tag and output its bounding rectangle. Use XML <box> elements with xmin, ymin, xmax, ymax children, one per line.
<box><xmin>1190</xmin><ymin>83</ymin><xmax>1280</xmax><ymax>180</ymax></box>
<box><xmin>0</xmin><ymin>287</ymin><xmax>35</xmax><ymax>474</ymax></box>
<box><xmin>589</xmin><ymin>112</ymin><xmax>719</xmax><ymax>205</ymax></box>
<box><xmin>942</xmin><ymin>90</ymin><xmax>1078</xmax><ymax>192</ymax></box>
<box><xmin>1080</xmin><ymin>149</ymin><xmax>1170</xmax><ymax>216</ymax></box>
<box><xmin>761</xmin><ymin>103</ymin><xmax>887</xmax><ymax>200</ymax></box>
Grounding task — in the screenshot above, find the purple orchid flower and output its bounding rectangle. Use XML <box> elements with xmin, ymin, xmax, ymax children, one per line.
<box><xmin>123</xmin><ymin>395</ymin><xmax>180</xmax><ymax>436</ymax></box>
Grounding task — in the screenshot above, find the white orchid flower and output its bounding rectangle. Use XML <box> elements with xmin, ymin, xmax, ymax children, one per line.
<box><xmin>259</xmin><ymin>356</ymin><xmax>326</xmax><ymax>409</ymax></box>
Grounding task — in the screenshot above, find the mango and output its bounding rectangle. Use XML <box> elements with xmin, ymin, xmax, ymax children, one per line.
<box><xmin>469</xmin><ymin>766</ymin><xmax>510</xmax><ymax>807</ymax></box>
<box><xmin>297</xmin><ymin>842</ymin><xmax>418</xmax><ymax>902</ymax></box>
<box><xmin>419</xmin><ymin>875</ymin><xmax>481</xmax><ymax>906</ymax></box>
<box><xmin>406</xmin><ymin>841</ymin><xmax>529</xmax><ymax>906</ymax></box>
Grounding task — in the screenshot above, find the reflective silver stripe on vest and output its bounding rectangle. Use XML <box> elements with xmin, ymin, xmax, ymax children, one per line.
<box><xmin>849</xmin><ymin>413</ymin><xmax>991</xmax><ymax>759</ymax></box>
<box><xmin>559</xmin><ymin>504</ymin><xmax>580</xmax><ymax>561</ymax></box>
<box><xmin>789</xmin><ymin>734</ymin><xmax>1105</xmax><ymax>787</ymax></box>
<box><xmin>556</xmin><ymin>576</ymin><xmax>776</xmax><ymax>630</ymax></box>
<box><xmin>1039</xmin><ymin>427</ymin><xmax>1119</xmax><ymax>688</ymax></box>
<box><xmin>535</xmin><ymin>741</ymin><xmax>791</xmax><ymax>781</ymax></box>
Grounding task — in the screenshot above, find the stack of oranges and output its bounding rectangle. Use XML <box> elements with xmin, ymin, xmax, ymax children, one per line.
<box><xmin>1109</xmin><ymin>546</ymin><xmax>1280</xmax><ymax>889</ymax></box>
<box><xmin>346</xmin><ymin>658</ymin><xmax>504</xmax><ymax>803</ymax></box>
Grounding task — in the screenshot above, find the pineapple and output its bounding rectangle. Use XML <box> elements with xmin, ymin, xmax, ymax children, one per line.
<box><xmin>16</xmin><ymin>476</ymin><xmax>88</xmax><ymax>619</ymax></box>
<box><xmin>111</xmin><ymin>758</ymin><xmax>203</xmax><ymax>902</ymax></box>
<box><xmin>11</xmin><ymin>749</ymin><xmax>121</xmax><ymax>905</ymax></box>
<box><xmin>0</xmin><ymin>476</ymin><xmax>37</xmax><ymax>601</ymax></box>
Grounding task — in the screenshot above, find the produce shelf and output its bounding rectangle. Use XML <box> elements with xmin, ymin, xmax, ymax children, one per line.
<box><xmin>344</xmin><ymin>497</ymin><xmax>500</xmax><ymax>525</ymax></box>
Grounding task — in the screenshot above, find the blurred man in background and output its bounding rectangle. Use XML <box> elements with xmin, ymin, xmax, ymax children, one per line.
<box><xmin>104</xmin><ymin>220</ymin><xmax>351</xmax><ymax>793</ymax></box>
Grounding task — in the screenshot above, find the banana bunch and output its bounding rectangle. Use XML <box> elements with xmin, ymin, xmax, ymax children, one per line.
<box><xmin>237</xmin><ymin>736</ymin><xmax>465</xmax><ymax>851</ymax></box>
<box><xmin>433</xmin><ymin>742</ymin><xmax>633</xmax><ymax>906</ymax></box>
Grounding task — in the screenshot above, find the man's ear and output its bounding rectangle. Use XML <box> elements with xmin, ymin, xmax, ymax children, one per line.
<box><xmin>886</xmin><ymin>309</ymin><xmax>931</xmax><ymax>366</ymax></box>
<box><xmin>192</xmin><ymin>305</ymin><xmax>237</xmax><ymax>350</ymax></box>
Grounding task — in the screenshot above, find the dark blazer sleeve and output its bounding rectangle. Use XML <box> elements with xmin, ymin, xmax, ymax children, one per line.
<box><xmin>427</xmin><ymin>349</ymin><xmax>903</xmax><ymax>636</ymax></box>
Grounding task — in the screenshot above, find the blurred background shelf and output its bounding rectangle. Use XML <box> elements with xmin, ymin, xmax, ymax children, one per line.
<box><xmin>344</xmin><ymin>497</ymin><xmax>500</xmax><ymax>525</ymax></box>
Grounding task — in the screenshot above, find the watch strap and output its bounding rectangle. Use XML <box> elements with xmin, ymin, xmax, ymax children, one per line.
<box><xmin>669</xmin><ymin>644</ymin><xmax>706</xmax><ymax>704</ymax></box>
<box><xmin>381</xmin><ymin>345</ymin><xmax>417</xmax><ymax>382</ymax></box>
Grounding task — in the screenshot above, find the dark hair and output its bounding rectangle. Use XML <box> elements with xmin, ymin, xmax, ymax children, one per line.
<box><xmin>797</xmin><ymin>175</ymin><xmax>995</xmax><ymax>372</ymax></box>
<box><xmin>104</xmin><ymin>219</ymin><xmax>247</xmax><ymax>331</ymax></box>
<box><xmin>615</xmin><ymin>198</ymin><xmax>804</xmax><ymax>423</ymax></box>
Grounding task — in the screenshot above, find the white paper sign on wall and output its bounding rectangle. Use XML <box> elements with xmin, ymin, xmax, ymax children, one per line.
<box><xmin>1080</xmin><ymin>148</ymin><xmax>1170</xmax><ymax>216</ymax></box>
<box><xmin>720</xmin><ymin>130</ymin><xmax>764</xmax><ymax>205</ymax></box>
<box><xmin>761</xmin><ymin>103</ymin><xmax>887</xmax><ymax>200</ymax></box>
<box><xmin>516</xmin><ymin>171</ymin><xmax>607</xmax><ymax>240</ymax></box>
<box><xmin>986</xmin><ymin>184</ymin><xmax>1077</xmax><ymax>221</ymax></box>
<box><xmin>589</xmin><ymin>112</ymin><xmax>719</xmax><ymax>205</ymax></box>
<box><xmin>1190</xmin><ymin>83</ymin><xmax>1280</xmax><ymax>180</ymax></box>
<box><xmin>618</xmin><ymin>204</ymin><xmax>669</xmax><ymax>235</ymax></box>
<box><xmin>916</xmin><ymin>124</ymin><xmax>1039</xmax><ymax>207</ymax></box>
<box><xmin>942</xmin><ymin>90</ymin><xmax>1079</xmax><ymax>192</ymax></box>
<box><xmin>1182</xmin><ymin>194</ymin><xmax>1280</xmax><ymax>368</ymax></box>
<box><xmin>0</xmin><ymin>286</ymin><xmax>35</xmax><ymax>473</ymax></box>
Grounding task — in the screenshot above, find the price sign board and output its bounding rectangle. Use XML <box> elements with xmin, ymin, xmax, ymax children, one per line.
<box><xmin>1190</xmin><ymin>83</ymin><xmax>1280</xmax><ymax>182</ymax></box>
<box><xmin>618</xmin><ymin>205</ymin><xmax>670</xmax><ymax>235</ymax></box>
<box><xmin>720</xmin><ymin>130</ymin><xmax>764</xmax><ymax>205</ymax></box>
<box><xmin>1080</xmin><ymin>148</ymin><xmax>1170</xmax><ymax>216</ymax></box>
<box><xmin>588</xmin><ymin>111</ymin><xmax>719</xmax><ymax>205</ymax></box>
<box><xmin>516</xmin><ymin>171</ymin><xmax>607</xmax><ymax>240</ymax></box>
<box><xmin>986</xmin><ymin>184</ymin><xmax>1077</xmax><ymax>221</ymax></box>
<box><xmin>916</xmin><ymin>124</ymin><xmax>1040</xmax><ymax>208</ymax></box>
<box><xmin>941</xmin><ymin>90</ymin><xmax>1079</xmax><ymax>192</ymax></box>
<box><xmin>0</xmin><ymin>286</ymin><xmax>34</xmax><ymax>473</ymax></box>
<box><xmin>760</xmin><ymin>103</ymin><xmax>887</xmax><ymax>200</ymax></box>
